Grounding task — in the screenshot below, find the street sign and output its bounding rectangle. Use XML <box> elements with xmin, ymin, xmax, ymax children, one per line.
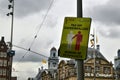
<box><xmin>59</xmin><ymin>17</ymin><xmax>91</xmax><ymax>59</ymax></box>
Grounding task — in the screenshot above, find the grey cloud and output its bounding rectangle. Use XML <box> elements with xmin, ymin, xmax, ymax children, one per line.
<box><xmin>89</xmin><ymin>0</ymin><xmax>120</xmax><ymax>25</ymax></box>
<box><xmin>0</xmin><ymin>0</ymin><xmax>52</xmax><ymax>18</ymax></box>
<box><xmin>99</xmin><ymin>27</ymin><xmax>120</xmax><ymax>38</ymax></box>
<box><xmin>86</xmin><ymin>0</ymin><xmax>120</xmax><ymax>38</ymax></box>
<box><xmin>13</xmin><ymin>49</ymin><xmax>48</xmax><ymax>62</ymax></box>
<box><xmin>12</xmin><ymin>26</ymin><xmax>56</xmax><ymax>63</ymax></box>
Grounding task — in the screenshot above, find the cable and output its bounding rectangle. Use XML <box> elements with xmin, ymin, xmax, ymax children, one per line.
<box><xmin>17</xmin><ymin>0</ymin><xmax>55</xmax><ymax>61</ymax></box>
<box><xmin>13</xmin><ymin>45</ymin><xmax>48</xmax><ymax>58</ymax></box>
<box><xmin>16</xmin><ymin>51</ymin><xmax>29</xmax><ymax>64</ymax></box>
<box><xmin>28</xmin><ymin>0</ymin><xmax>55</xmax><ymax>49</ymax></box>
<box><xmin>12</xmin><ymin>0</ymin><xmax>55</xmax><ymax>73</ymax></box>
<box><xmin>35</xmin><ymin>0</ymin><xmax>55</xmax><ymax>36</ymax></box>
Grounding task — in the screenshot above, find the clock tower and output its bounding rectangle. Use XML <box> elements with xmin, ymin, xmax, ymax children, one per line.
<box><xmin>48</xmin><ymin>47</ymin><xmax>59</xmax><ymax>69</ymax></box>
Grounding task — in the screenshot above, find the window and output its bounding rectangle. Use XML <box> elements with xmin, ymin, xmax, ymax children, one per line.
<box><xmin>0</xmin><ymin>52</ymin><xmax>4</xmax><ymax>57</ymax></box>
<box><xmin>53</xmin><ymin>63</ymin><xmax>56</xmax><ymax>67</ymax></box>
<box><xmin>0</xmin><ymin>69</ymin><xmax>2</xmax><ymax>75</ymax></box>
<box><xmin>0</xmin><ymin>60</ymin><xmax>3</xmax><ymax>66</ymax></box>
<box><xmin>95</xmin><ymin>66</ymin><xmax>100</xmax><ymax>71</ymax></box>
<box><xmin>103</xmin><ymin>67</ymin><xmax>111</xmax><ymax>74</ymax></box>
<box><xmin>53</xmin><ymin>53</ymin><xmax>56</xmax><ymax>57</ymax></box>
<box><xmin>0</xmin><ymin>52</ymin><xmax>7</xmax><ymax>58</ymax></box>
<box><xmin>3</xmin><ymin>69</ymin><xmax>6</xmax><ymax>76</ymax></box>
<box><xmin>8</xmin><ymin>61</ymin><xmax>11</xmax><ymax>66</ymax></box>
<box><xmin>3</xmin><ymin>53</ymin><xmax>7</xmax><ymax>58</ymax></box>
<box><xmin>85</xmin><ymin>66</ymin><xmax>92</xmax><ymax>72</ymax></box>
<box><xmin>3</xmin><ymin>60</ymin><xmax>7</xmax><ymax>66</ymax></box>
<box><xmin>96</xmin><ymin>60</ymin><xmax>100</xmax><ymax>64</ymax></box>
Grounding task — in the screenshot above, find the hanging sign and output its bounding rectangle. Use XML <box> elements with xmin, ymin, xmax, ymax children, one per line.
<box><xmin>59</xmin><ymin>17</ymin><xmax>91</xmax><ymax>59</ymax></box>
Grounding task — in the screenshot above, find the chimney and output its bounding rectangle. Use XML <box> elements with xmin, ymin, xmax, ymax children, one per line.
<box><xmin>38</xmin><ymin>68</ymin><xmax>41</xmax><ymax>72</ymax></box>
<box><xmin>1</xmin><ymin>36</ymin><xmax>4</xmax><ymax>41</ymax></box>
<box><xmin>96</xmin><ymin>45</ymin><xmax>100</xmax><ymax>51</ymax></box>
<box><xmin>41</xmin><ymin>66</ymin><xmax>43</xmax><ymax>70</ymax></box>
<box><xmin>117</xmin><ymin>49</ymin><xmax>120</xmax><ymax>57</ymax></box>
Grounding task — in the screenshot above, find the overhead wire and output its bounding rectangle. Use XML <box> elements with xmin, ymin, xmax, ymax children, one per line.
<box><xmin>13</xmin><ymin>0</ymin><xmax>55</xmax><ymax>67</ymax></box>
<box><xmin>13</xmin><ymin>45</ymin><xmax>48</xmax><ymax>73</ymax></box>
<box><xmin>13</xmin><ymin>45</ymin><xmax>48</xmax><ymax>58</ymax></box>
<box><xmin>29</xmin><ymin>0</ymin><xmax>55</xmax><ymax>49</ymax></box>
<box><xmin>35</xmin><ymin>0</ymin><xmax>55</xmax><ymax>36</ymax></box>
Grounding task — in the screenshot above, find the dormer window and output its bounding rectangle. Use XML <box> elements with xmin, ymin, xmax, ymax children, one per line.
<box><xmin>85</xmin><ymin>66</ymin><xmax>92</xmax><ymax>72</ymax></box>
<box><xmin>96</xmin><ymin>60</ymin><xmax>100</xmax><ymax>64</ymax></box>
<box><xmin>0</xmin><ymin>46</ymin><xmax>4</xmax><ymax>49</ymax></box>
<box><xmin>53</xmin><ymin>63</ymin><xmax>56</xmax><ymax>67</ymax></box>
<box><xmin>53</xmin><ymin>52</ymin><xmax>56</xmax><ymax>57</ymax></box>
<box><xmin>103</xmin><ymin>67</ymin><xmax>111</xmax><ymax>74</ymax></box>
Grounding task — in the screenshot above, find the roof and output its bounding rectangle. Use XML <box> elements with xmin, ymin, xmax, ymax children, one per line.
<box><xmin>116</xmin><ymin>63</ymin><xmax>120</xmax><ymax>70</ymax></box>
<box><xmin>51</xmin><ymin>47</ymin><xmax>56</xmax><ymax>51</ymax></box>
<box><xmin>58</xmin><ymin>47</ymin><xmax>108</xmax><ymax>68</ymax></box>
<box><xmin>0</xmin><ymin>37</ymin><xmax>8</xmax><ymax>52</ymax></box>
<box><xmin>87</xmin><ymin>48</ymin><xmax>107</xmax><ymax>60</ymax></box>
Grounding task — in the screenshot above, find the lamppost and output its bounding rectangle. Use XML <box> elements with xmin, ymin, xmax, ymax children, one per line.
<box><xmin>7</xmin><ymin>0</ymin><xmax>15</xmax><ymax>80</ymax></box>
<box><xmin>7</xmin><ymin>0</ymin><xmax>14</xmax><ymax>50</ymax></box>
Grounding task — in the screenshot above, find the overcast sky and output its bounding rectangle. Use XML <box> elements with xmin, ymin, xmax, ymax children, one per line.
<box><xmin>0</xmin><ymin>0</ymin><xmax>120</xmax><ymax>80</ymax></box>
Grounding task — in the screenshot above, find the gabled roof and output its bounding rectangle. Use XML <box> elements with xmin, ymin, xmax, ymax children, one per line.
<box><xmin>0</xmin><ymin>37</ymin><xmax>8</xmax><ymax>52</ymax></box>
<box><xmin>51</xmin><ymin>47</ymin><xmax>56</xmax><ymax>51</ymax></box>
<box><xmin>87</xmin><ymin>48</ymin><xmax>107</xmax><ymax>60</ymax></box>
<box><xmin>58</xmin><ymin>47</ymin><xmax>109</xmax><ymax>68</ymax></box>
<box><xmin>116</xmin><ymin>63</ymin><xmax>120</xmax><ymax>70</ymax></box>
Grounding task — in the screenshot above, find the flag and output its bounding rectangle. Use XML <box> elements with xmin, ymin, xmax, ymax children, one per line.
<box><xmin>90</xmin><ymin>38</ymin><xmax>94</xmax><ymax>47</ymax></box>
<box><xmin>42</xmin><ymin>59</ymin><xmax>47</xmax><ymax>64</ymax></box>
<box><xmin>12</xmin><ymin>68</ymin><xmax>15</xmax><ymax>72</ymax></box>
<box><xmin>96</xmin><ymin>35</ymin><xmax>98</xmax><ymax>44</ymax></box>
<box><xmin>90</xmin><ymin>34</ymin><xmax>95</xmax><ymax>47</ymax></box>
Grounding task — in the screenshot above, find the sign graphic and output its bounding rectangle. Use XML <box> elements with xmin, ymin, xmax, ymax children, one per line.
<box><xmin>59</xmin><ymin>17</ymin><xmax>91</xmax><ymax>59</ymax></box>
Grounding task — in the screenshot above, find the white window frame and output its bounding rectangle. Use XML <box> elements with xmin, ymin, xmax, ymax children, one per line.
<box><xmin>2</xmin><ymin>69</ymin><xmax>6</xmax><ymax>76</ymax></box>
<box><xmin>0</xmin><ymin>60</ymin><xmax>3</xmax><ymax>66</ymax></box>
<box><xmin>3</xmin><ymin>60</ymin><xmax>7</xmax><ymax>67</ymax></box>
<box><xmin>0</xmin><ymin>69</ymin><xmax>2</xmax><ymax>75</ymax></box>
<box><xmin>3</xmin><ymin>52</ymin><xmax>7</xmax><ymax>58</ymax></box>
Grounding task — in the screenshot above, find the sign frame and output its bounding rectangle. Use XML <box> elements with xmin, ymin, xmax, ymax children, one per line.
<box><xmin>59</xmin><ymin>17</ymin><xmax>91</xmax><ymax>59</ymax></box>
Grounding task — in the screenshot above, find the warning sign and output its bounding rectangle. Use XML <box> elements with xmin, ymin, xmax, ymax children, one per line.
<box><xmin>59</xmin><ymin>17</ymin><xmax>91</xmax><ymax>59</ymax></box>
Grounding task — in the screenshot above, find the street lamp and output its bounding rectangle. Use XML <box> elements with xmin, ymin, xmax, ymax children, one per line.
<box><xmin>7</xmin><ymin>0</ymin><xmax>15</xmax><ymax>80</ymax></box>
<box><xmin>7</xmin><ymin>0</ymin><xmax>14</xmax><ymax>50</ymax></box>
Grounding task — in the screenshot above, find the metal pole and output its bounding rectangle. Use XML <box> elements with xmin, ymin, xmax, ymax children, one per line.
<box><xmin>10</xmin><ymin>0</ymin><xmax>14</xmax><ymax>50</ymax></box>
<box><xmin>77</xmin><ymin>0</ymin><xmax>82</xmax><ymax>17</ymax></box>
<box><xmin>76</xmin><ymin>0</ymin><xmax>84</xmax><ymax>80</ymax></box>
<box><xmin>10</xmin><ymin>0</ymin><xmax>14</xmax><ymax>80</ymax></box>
<box><xmin>93</xmin><ymin>29</ymin><xmax>96</xmax><ymax>80</ymax></box>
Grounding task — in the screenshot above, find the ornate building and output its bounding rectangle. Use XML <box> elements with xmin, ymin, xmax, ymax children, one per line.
<box><xmin>114</xmin><ymin>49</ymin><xmax>120</xmax><ymax>80</ymax></box>
<box><xmin>84</xmin><ymin>48</ymin><xmax>114</xmax><ymax>80</ymax></box>
<box><xmin>31</xmin><ymin>45</ymin><xmax>115</xmax><ymax>80</ymax></box>
<box><xmin>0</xmin><ymin>37</ymin><xmax>15</xmax><ymax>80</ymax></box>
<box><xmin>58</xmin><ymin>45</ymin><xmax>115</xmax><ymax>80</ymax></box>
<box><xmin>58</xmin><ymin>59</ymin><xmax>77</xmax><ymax>80</ymax></box>
<box><xmin>33</xmin><ymin>47</ymin><xmax>59</xmax><ymax>80</ymax></box>
<box><xmin>48</xmin><ymin>47</ymin><xmax>59</xmax><ymax>70</ymax></box>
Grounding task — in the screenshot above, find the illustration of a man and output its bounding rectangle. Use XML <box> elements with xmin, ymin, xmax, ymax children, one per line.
<box><xmin>66</xmin><ymin>31</ymin><xmax>74</xmax><ymax>49</ymax></box>
<box><xmin>72</xmin><ymin>31</ymin><xmax>83</xmax><ymax>51</ymax></box>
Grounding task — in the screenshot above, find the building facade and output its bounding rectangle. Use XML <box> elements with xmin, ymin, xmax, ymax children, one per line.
<box><xmin>0</xmin><ymin>37</ymin><xmax>15</xmax><ymax>80</ymax></box>
<box><xmin>48</xmin><ymin>47</ymin><xmax>59</xmax><ymax>70</ymax></box>
<box><xmin>114</xmin><ymin>49</ymin><xmax>120</xmax><ymax>80</ymax></box>
<box><xmin>32</xmin><ymin>47</ymin><xmax>59</xmax><ymax>80</ymax></box>
<box><xmin>32</xmin><ymin>45</ymin><xmax>115</xmax><ymax>80</ymax></box>
<box><xmin>57</xmin><ymin>46</ymin><xmax>115</xmax><ymax>80</ymax></box>
<box><xmin>58</xmin><ymin>60</ymin><xmax>77</xmax><ymax>80</ymax></box>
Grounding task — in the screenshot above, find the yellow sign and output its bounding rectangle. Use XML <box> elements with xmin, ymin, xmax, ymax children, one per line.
<box><xmin>59</xmin><ymin>17</ymin><xmax>91</xmax><ymax>59</ymax></box>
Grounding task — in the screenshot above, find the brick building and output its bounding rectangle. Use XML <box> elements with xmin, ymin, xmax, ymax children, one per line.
<box><xmin>0</xmin><ymin>37</ymin><xmax>15</xmax><ymax>80</ymax></box>
<box><xmin>32</xmin><ymin>45</ymin><xmax>115</xmax><ymax>80</ymax></box>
